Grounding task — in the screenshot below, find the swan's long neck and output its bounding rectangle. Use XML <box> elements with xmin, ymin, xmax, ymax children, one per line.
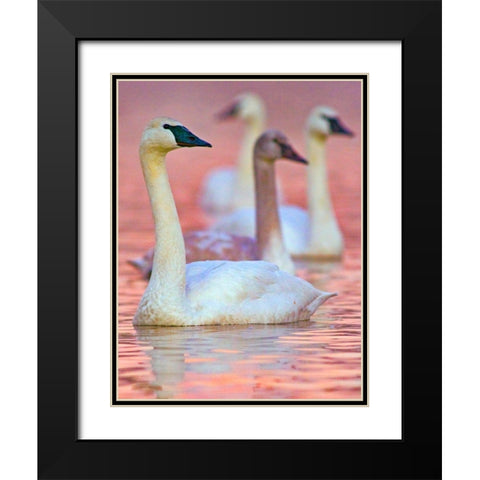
<box><xmin>140</xmin><ymin>147</ymin><xmax>186</xmax><ymax>309</ymax></box>
<box><xmin>254</xmin><ymin>158</ymin><xmax>293</xmax><ymax>272</ymax></box>
<box><xmin>234</xmin><ymin>117</ymin><xmax>264</xmax><ymax>207</ymax></box>
<box><xmin>306</xmin><ymin>133</ymin><xmax>338</xmax><ymax>241</ymax></box>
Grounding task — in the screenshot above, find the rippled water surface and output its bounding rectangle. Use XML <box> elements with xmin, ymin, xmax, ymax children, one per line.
<box><xmin>117</xmin><ymin>80</ymin><xmax>363</xmax><ymax>401</ymax></box>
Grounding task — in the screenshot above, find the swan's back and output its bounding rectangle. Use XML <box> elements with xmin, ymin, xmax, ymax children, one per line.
<box><xmin>185</xmin><ymin>231</ymin><xmax>257</xmax><ymax>262</ymax></box>
<box><xmin>186</xmin><ymin>260</ymin><xmax>335</xmax><ymax>325</ymax></box>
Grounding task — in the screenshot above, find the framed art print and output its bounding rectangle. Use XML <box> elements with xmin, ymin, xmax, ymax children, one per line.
<box><xmin>39</xmin><ymin>1</ymin><xmax>441</xmax><ymax>479</ymax></box>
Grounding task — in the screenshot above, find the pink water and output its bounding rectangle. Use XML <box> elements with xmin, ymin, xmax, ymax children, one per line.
<box><xmin>116</xmin><ymin>79</ymin><xmax>363</xmax><ymax>401</ymax></box>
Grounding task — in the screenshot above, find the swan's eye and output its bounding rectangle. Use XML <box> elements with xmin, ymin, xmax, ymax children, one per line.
<box><xmin>321</xmin><ymin>114</ymin><xmax>329</xmax><ymax>120</ymax></box>
<box><xmin>163</xmin><ymin>124</ymin><xmax>171</xmax><ymax>130</ymax></box>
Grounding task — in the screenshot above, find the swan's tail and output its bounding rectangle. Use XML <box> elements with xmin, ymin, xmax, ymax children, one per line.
<box><xmin>321</xmin><ymin>292</ymin><xmax>338</xmax><ymax>302</ymax></box>
<box><xmin>319</xmin><ymin>291</ymin><xmax>338</xmax><ymax>304</ymax></box>
<box><xmin>301</xmin><ymin>291</ymin><xmax>338</xmax><ymax>320</ymax></box>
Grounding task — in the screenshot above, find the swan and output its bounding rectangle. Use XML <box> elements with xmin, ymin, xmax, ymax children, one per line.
<box><xmin>132</xmin><ymin>117</ymin><xmax>337</xmax><ymax>326</ymax></box>
<box><xmin>129</xmin><ymin>130</ymin><xmax>307</xmax><ymax>278</ymax></box>
<box><xmin>200</xmin><ymin>93</ymin><xmax>281</xmax><ymax>217</ymax></box>
<box><xmin>212</xmin><ymin>106</ymin><xmax>354</xmax><ymax>259</ymax></box>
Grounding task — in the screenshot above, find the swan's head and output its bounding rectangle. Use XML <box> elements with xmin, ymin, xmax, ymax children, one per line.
<box><xmin>254</xmin><ymin>130</ymin><xmax>307</xmax><ymax>165</ymax></box>
<box><xmin>307</xmin><ymin>106</ymin><xmax>354</xmax><ymax>138</ymax></box>
<box><xmin>217</xmin><ymin>93</ymin><xmax>266</xmax><ymax>123</ymax></box>
<box><xmin>140</xmin><ymin>117</ymin><xmax>212</xmax><ymax>153</ymax></box>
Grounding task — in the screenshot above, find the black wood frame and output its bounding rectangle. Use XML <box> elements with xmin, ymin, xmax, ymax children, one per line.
<box><xmin>38</xmin><ymin>1</ymin><xmax>441</xmax><ymax>478</ymax></box>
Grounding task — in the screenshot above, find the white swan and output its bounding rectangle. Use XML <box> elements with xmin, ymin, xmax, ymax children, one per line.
<box><xmin>200</xmin><ymin>93</ymin><xmax>269</xmax><ymax>217</ymax></box>
<box><xmin>129</xmin><ymin>130</ymin><xmax>307</xmax><ymax>277</ymax></box>
<box><xmin>212</xmin><ymin>106</ymin><xmax>354</xmax><ymax>259</ymax></box>
<box><xmin>132</xmin><ymin>117</ymin><xmax>337</xmax><ymax>326</ymax></box>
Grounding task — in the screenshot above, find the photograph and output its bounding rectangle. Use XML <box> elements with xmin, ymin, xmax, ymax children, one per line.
<box><xmin>113</xmin><ymin>76</ymin><xmax>366</xmax><ymax>403</ymax></box>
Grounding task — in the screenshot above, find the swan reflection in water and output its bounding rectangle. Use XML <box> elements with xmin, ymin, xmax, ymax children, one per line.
<box><xmin>133</xmin><ymin>309</ymin><xmax>360</xmax><ymax>400</ymax></box>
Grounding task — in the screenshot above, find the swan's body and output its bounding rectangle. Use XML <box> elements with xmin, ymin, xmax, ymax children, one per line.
<box><xmin>137</xmin><ymin>259</ymin><xmax>334</xmax><ymax>326</ymax></box>
<box><xmin>200</xmin><ymin>93</ymin><xmax>283</xmax><ymax>217</ymax></box>
<box><xmin>212</xmin><ymin>106</ymin><xmax>354</xmax><ymax>259</ymax></box>
<box><xmin>133</xmin><ymin>117</ymin><xmax>336</xmax><ymax>326</ymax></box>
<box><xmin>131</xmin><ymin>130</ymin><xmax>307</xmax><ymax>277</ymax></box>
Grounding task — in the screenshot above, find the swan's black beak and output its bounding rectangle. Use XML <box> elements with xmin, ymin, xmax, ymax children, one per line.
<box><xmin>328</xmin><ymin>117</ymin><xmax>354</xmax><ymax>136</ymax></box>
<box><xmin>165</xmin><ymin>125</ymin><xmax>212</xmax><ymax>148</ymax></box>
<box><xmin>280</xmin><ymin>142</ymin><xmax>308</xmax><ymax>165</ymax></box>
<box><xmin>216</xmin><ymin>101</ymin><xmax>240</xmax><ymax>120</ymax></box>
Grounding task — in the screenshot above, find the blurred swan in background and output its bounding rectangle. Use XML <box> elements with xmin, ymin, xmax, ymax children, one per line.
<box><xmin>130</xmin><ymin>130</ymin><xmax>306</xmax><ymax>277</ymax></box>
<box><xmin>200</xmin><ymin>93</ymin><xmax>282</xmax><ymax>217</ymax></box>
<box><xmin>133</xmin><ymin>117</ymin><xmax>337</xmax><ymax>326</ymax></box>
<box><xmin>212</xmin><ymin>106</ymin><xmax>354</xmax><ymax>259</ymax></box>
